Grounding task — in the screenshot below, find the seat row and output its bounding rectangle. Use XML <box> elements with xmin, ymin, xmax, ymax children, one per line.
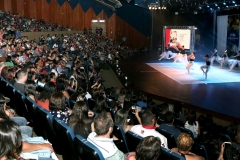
<box><xmin>0</xmin><ymin>76</ymin><xmax>210</xmax><ymax>160</ymax></box>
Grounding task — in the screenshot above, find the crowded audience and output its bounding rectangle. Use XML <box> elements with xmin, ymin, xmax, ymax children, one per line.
<box><xmin>0</xmin><ymin>11</ymin><xmax>239</xmax><ymax>160</ymax></box>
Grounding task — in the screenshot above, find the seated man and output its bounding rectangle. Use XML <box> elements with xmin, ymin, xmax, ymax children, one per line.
<box><xmin>130</xmin><ymin>110</ymin><xmax>168</xmax><ymax>148</ymax></box>
<box><xmin>158</xmin><ymin>111</ymin><xmax>182</xmax><ymax>142</ymax></box>
<box><xmin>14</xmin><ymin>70</ymin><xmax>28</xmax><ymax>93</ymax></box>
<box><xmin>87</xmin><ymin>112</ymin><xmax>125</xmax><ymax>160</ymax></box>
<box><xmin>171</xmin><ymin>133</ymin><xmax>205</xmax><ymax>160</ymax></box>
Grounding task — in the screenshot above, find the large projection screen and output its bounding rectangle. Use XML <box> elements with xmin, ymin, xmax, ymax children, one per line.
<box><xmin>165</xmin><ymin>29</ymin><xmax>191</xmax><ymax>49</ymax></box>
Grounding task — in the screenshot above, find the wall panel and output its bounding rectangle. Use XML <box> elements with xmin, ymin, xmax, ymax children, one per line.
<box><xmin>0</xmin><ymin>0</ymin><xmax>4</xmax><ymax>11</ymax></box>
<box><xmin>11</xmin><ymin>0</ymin><xmax>17</xmax><ymax>14</ymax></box>
<box><xmin>4</xmin><ymin>0</ymin><xmax>12</xmax><ymax>13</ymax></box>
<box><xmin>16</xmin><ymin>0</ymin><xmax>25</xmax><ymax>16</ymax></box>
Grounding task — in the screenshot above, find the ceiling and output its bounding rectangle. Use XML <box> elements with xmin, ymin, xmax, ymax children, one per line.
<box><xmin>132</xmin><ymin>0</ymin><xmax>240</xmax><ymax>12</ymax></box>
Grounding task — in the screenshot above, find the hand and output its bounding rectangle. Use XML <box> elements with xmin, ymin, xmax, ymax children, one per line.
<box><xmin>77</xmin><ymin>95</ymin><xmax>84</xmax><ymax>101</ymax></box>
<box><xmin>132</xmin><ymin>107</ymin><xmax>139</xmax><ymax>117</ymax></box>
<box><xmin>6</xmin><ymin>109</ymin><xmax>14</xmax><ymax>118</ymax></box>
<box><xmin>40</xmin><ymin>143</ymin><xmax>54</xmax><ymax>152</ymax></box>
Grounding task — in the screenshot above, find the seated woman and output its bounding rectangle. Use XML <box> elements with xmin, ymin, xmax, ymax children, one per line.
<box><xmin>171</xmin><ymin>133</ymin><xmax>205</xmax><ymax>160</ymax></box>
<box><xmin>92</xmin><ymin>94</ymin><xmax>108</xmax><ymax>113</ymax></box>
<box><xmin>56</xmin><ymin>78</ymin><xmax>70</xmax><ymax>99</ymax></box>
<box><xmin>36</xmin><ymin>82</ymin><xmax>56</xmax><ymax>111</ymax></box>
<box><xmin>115</xmin><ymin>101</ymin><xmax>141</xmax><ymax>132</ymax></box>
<box><xmin>184</xmin><ymin>111</ymin><xmax>200</xmax><ymax>139</ymax></box>
<box><xmin>0</xmin><ymin>93</ymin><xmax>32</xmax><ymax>138</ymax></box>
<box><xmin>1</xmin><ymin>66</ymin><xmax>15</xmax><ymax>84</ymax></box>
<box><xmin>126</xmin><ymin>136</ymin><xmax>161</xmax><ymax>160</ymax></box>
<box><xmin>24</xmin><ymin>80</ymin><xmax>37</xmax><ymax>101</ymax></box>
<box><xmin>0</xmin><ymin>120</ymin><xmax>53</xmax><ymax>160</ymax></box>
<box><xmin>49</xmin><ymin>92</ymin><xmax>72</xmax><ymax>123</ymax></box>
<box><xmin>68</xmin><ymin>101</ymin><xmax>94</xmax><ymax>138</ymax></box>
<box><xmin>36</xmin><ymin>74</ymin><xmax>46</xmax><ymax>88</ymax></box>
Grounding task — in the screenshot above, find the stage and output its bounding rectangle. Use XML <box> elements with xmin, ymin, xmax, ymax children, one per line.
<box><xmin>118</xmin><ymin>52</ymin><xmax>240</xmax><ymax>122</ymax></box>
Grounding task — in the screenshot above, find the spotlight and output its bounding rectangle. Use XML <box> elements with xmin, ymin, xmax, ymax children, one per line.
<box><xmin>207</xmin><ymin>5</ymin><xmax>209</xmax><ymax>7</ymax></box>
<box><xmin>199</xmin><ymin>6</ymin><xmax>201</xmax><ymax>9</ymax></box>
<box><xmin>194</xmin><ymin>11</ymin><xmax>198</xmax><ymax>14</ymax></box>
<box><xmin>215</xmin><ymin>3</ymin><xmax>217</xmax><ymax>6</ymax></box>
<box><xmin>125</xmin><ymin>76</ymin><xmax>128</xmax><ymax>80</ymax></box>
<box><xmin>232</xmin><ymin>1</ymin><xmax>235</xmax><ymax>3</ymax></box>
<box><xmin>175</xmin><ymin>12</ymin><xmax>178</xmax><ymax>15</ymax></box>
<box><xmin>226</xmin><ymin>5</ymin><xmax>229</xmax><ymax>7</ymax></box>
<box><xmin>223</xmin><ymin>2</ymin><xmax>226</xmax><ymax>5</ymax></box>
<box><xmin>149</xmin><ymin>6</ymin><xmax>152</xmax><ymax>9</ymax></box>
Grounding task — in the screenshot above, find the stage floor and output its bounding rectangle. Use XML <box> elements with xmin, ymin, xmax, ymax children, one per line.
<box><xmin>119</xmin><ymin>52</ymin><xmax>240</xmax><ymax>122</ymax></box>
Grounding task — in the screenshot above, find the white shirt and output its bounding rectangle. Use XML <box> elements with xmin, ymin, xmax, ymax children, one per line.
<box><xmin>130</xmin><ymin>125</ymin><xmax>168</xmax><ymax>148</ymax></box>
<box><xmin>51</xmin><ymin>69</ymin><xmax>58</xmax><ymax>77</ymax></box>
<box><xmin>87</xmin><ymin>132</ymin><xmax>125</xmax><ymax>159</ymax></box>
<box><xmin>85</xmin><ymin>92</ymin><xmax>92</xmax><ymax>100</ymax></box>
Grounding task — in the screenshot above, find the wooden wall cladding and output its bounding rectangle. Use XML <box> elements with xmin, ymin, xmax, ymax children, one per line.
<box><xmin>0</xmin><ymin>0</ymin><xmax>148</xmax><ymax>50</ymax></box>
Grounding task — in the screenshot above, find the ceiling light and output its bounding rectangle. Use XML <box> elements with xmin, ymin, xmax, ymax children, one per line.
<box><xmin>215</xmin><ymin>3</ymin><xmax>217</xmax><ymax>6</ymax></box>
<box><xmin>223</xmin><ymin>2</ymin><xmax>226</xmax><ymax>5</ymax></box>
<box><xmin>207</xmin><ymin>5</ymin><xmax>209</xmax><ymax>7</ymax></box>
<box><xmin>232</xmin><ymin>1</ymin><xmax>235</xmax><ymax>3</ymax></box>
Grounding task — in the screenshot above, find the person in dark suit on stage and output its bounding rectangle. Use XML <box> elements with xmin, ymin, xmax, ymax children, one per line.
<box><xmin>200</xmin><ymin>54</ymin><xmax>211</xmax><ymax>79</ymax></box>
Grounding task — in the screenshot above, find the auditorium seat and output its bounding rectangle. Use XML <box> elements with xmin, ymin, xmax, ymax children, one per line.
<box><xmin>125</xmin><ymin>131</ymin><xmax>143</xmax><ymax>152</ymax></box>
<box><xmin>3</xmin><ymin>81</ymin><xmax>16</xmax><ymax>109</ymax></box>
<box><xmin>24</xmin><ymin>97</ymin><xmax>43</xmax><ymax>136</ymax></box>
<box><xmin>74</xmin><ymin>135</ymin><xmax>105</xmax><ymax>160</ymax></box>
<box><xmin>53</xmin><ymin>118</ymin><xmax>78</xmax><ymax>160</ymax></box>
<box><xmin>194</xmin><ymin>144</ymin><xmax>209</xmax><ymax>160</ymax></box>
<box><xmin>159</xmin><ymin>147</ymin><xmax>186</xmax><ymax>160</ymax></box>
<box><xmin>156</xmin><ymin>127</ymin><xmax>177</xmax><ymax>149</ymax></box>
<box><xmin>176</xmin><ymin>125</ymin><xmax>195</xmax><ymax>139</ymax></box>
<box><xmin>35</xmin><ymin>106</ymin><xmax>62</xmax><ymax>154</ymax></box>
<box><xmin>112</xmin><ymin>124</ymin><xmax>129</xmax><ymax>153</ymax></box>
<box><xmin>14</xmin><ymin>90</ymin><xmax>31</xmax><ymax>122</ymax></box>
<box><xmin>106</xmin><ymin>106</ymin><xmax>115</xmax><ymax>121</ymax></box>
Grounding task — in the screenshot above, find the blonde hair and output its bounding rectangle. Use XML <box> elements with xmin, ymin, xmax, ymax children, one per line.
<box><xmin>177</xmin><ymin>133</ymin><xmax>194</xmax><ymax>151</ymax></box>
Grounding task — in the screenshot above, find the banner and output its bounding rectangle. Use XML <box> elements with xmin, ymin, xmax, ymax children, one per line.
<box><xmin>165</xmin><ymin>29</ymin><xmax>191</xmax><ymax>50</ymax></box>
<box><xmin>227</xmin><ymin>15</ymin><xmax>239</xmax><ymax>56</ymax></box>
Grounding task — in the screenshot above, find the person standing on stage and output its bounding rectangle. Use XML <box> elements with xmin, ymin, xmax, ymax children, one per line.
<box><xmin>210</xmin><ymin>49</ymin><xmax>218</xmax><ymax>65</ymax></box>
<box><xmin>229</xmin><ymin>51</ymin><xmax>240</xmax><ymax>71</ymax></box>
<box><xmin>180</xmin><ymin>45</ymin><xmax>188</xmax><ymax>64</ymax></box>
<box><xmin>200</xmin><ymin>54</ymin><xmax>211</xmax><ymax>79</ymax></box>
<box><xmin>186</xmin><ymin>52</ymin><xmax>195</xmax><ymax>74</ymax></box>
<box><xmin>220</xmin><ymin>50</ymin><xmax>228</xmax><ymax>68</ymax></box>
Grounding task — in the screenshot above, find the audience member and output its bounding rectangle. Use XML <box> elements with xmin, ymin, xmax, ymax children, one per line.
<box><xmin>130</xmin><ymin>110</ymin><xmax>168</xmax><ymax>148</ymax></box>
<box><xmin>159</xmin><ymin>111</ymin><xmax>182</xmax><ymax>142</ymax></box>
<box><xmin>14</xmin><ymin>70</ymin><xmax>28</xmax><ymax>93</ymax></box>
<box><xmin>126</xmin><ymin>136</ymin><xmax>162</xmax><ymax>160</ymax></box>
<box><xmin>171</xmin><ymin>133</ymin><xmax>205</xmax><ymax>160</ymax></box>
<box><xmin>68</xmin><ymin>101</ymin><xmax>94</xmax><ymax>138</ymax></box>
<box><xmin>184</xmin><ymin>110</ymin><xmax>200</xmax><ymax>139</ymax></box>
<box><xmin>24</xmin><ymin>80</ymin><xmax>37</xmax><ymax>101</ymax></box>
<box><xmin>36</xmin><ymin>81</ymin><xmax>56</xmax><ymax>111</ymax></box>
<box><xmin>49</xmin><ymin>92</ymin><xmax>72</xmax><ymax>123</ymax></box>
<box><xmin>87</xmin><ymin>112</ymin><xmax>126</xmax><ymax>159</ymax></box>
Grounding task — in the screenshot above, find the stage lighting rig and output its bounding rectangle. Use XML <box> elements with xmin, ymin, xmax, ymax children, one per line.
<box><xmin>108</xmin><ymin>0</ymin><xmax>122</xmax><ymax>8</ymax></box>
<box><xmin>94</xmin><ymin>0</ymin><xmax>115</xmax><ymax>11</ymax></box>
